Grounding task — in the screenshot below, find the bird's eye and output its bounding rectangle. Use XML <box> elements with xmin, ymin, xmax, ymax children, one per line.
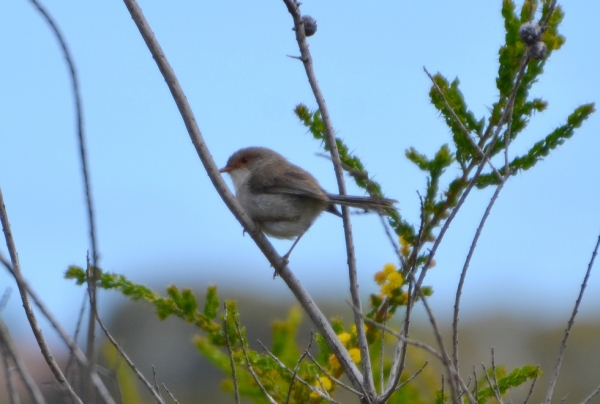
<box><xmin>241</xmin><ymin>157</ymin><xmax>249</xmax><ymax>164</ymax></box>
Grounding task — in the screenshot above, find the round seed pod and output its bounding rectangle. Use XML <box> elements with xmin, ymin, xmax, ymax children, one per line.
<box><xmin>302</xmin><ymin>15</ymin><xmax>318</xmax><ymax>37</ymax></box>
<box><xmin>519</xmin><ymin>22</ymin><xmax>542</xmax><ymax>45</ymax></box>
<box><xmin>530</xmin><ymin>41</ymin><xmax>548</xmax><ymax>60</ymax></box>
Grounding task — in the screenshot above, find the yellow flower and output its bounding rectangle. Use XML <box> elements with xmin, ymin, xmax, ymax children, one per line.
<box><xmin>374</xmin><ymin>263</ymin><xmax>398</xmax><ymax>285</ymax></box>
<box><xmin>337</xmin><ymin>332</ymin><xmax>351</xmax><ymax>347</ymax></box>
<box><xmin>399</xmin><ymin>235</ymin><xmax>411</xmax><ymax>257</ymax></box>
<box><xmin>310</xmin><ymin>376</ymin><xmax>333</xmax><ymax>400</ymax></box>
<box><xmin>328</xmin><ymin>353</ymin><xmax>340</xmax><ymax>370</ymax></box>
<box><xmin>348</xmin><ymin>348</ymin><xmax>361</xmax><ymax>363</ymax></box>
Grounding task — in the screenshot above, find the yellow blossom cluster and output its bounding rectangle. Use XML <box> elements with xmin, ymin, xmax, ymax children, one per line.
<box><xmin>399</xmin><ymin>235</ymin><xmax>411</xmax><ymax>257</ymax></box>
<box><xmin>374</xmin><ymin>263</ymin><xmax>404</xmax><ymax>298</ymax></box>
<box><xmin>309</xmin><ymin>376</ymin><xmax>333</xmax><ymax>400</ymax></box>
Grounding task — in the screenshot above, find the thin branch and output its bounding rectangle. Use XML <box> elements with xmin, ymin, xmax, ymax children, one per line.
<box><xmin>394</xmin><ymin>360</ymin><xmax>430</xmax><ymax>391</ymax></box>
<box><xmin>523</xmin><ymin>365</ymin><xmax>539</xmax><ymax>404</ymax></box>
<box><xmin>352</xmin><ymin>303</ymin><xmax>476</xmax><ymax>404</ymax></box>
<box><xmin>544</xmin><ymin>234</ymin><xmax>600</xmax><ymax>404</ymax></box>
<box><xmin>257</xmin><ymin>339</ymin><xmax>344</xmax><ymax>403</ymax></box>
<box><xmin>94</xmin><ymin>312</ymin><xmax>165</xmax><ymax>404</ymax></box>
<box><xmin>152</xmin><ymin>366</ymin><xmax>163</xmax><ymax>401</ymax></box>
<box><xmin>281</xmin><ymin>0</ymin><xmax>374</xmax><ymax>398</ymax></box>
<box><xmin>0</xmin><ymin>317</ymin><xmax>47</xmax><ymax>404</ymax></box>
<box><xmin>581</xmin><ymin>383</ymin><xmax>600</xmax><ymax>404</ymax></box>
<box><xmin>0</xmin><ymin>288</ymin><xmax>10</xmax><ymax>313</ymax></box>
<box><xmin>162</xmin><ymin>384</ymin><xmax>180</xmax><ymax>404</ymax></box>
<box><xmin>482</xmin><ymin>362</ymin><xmax>504</xmax><ymax>404</ymax></box>
<box><xmin>232</xmin><ymin>314</ymin><xmax>277</xmax><ymax>404</ymax></box>
<box><xmin>452</xmin><ymin>180</ymin><xmax>506</xmax><ymax>371</ymax></box>
<box><xmin>0</xmin><ymin>336</ymin><xmax>21</xmax><ymax>404</ymax></box>
<box><xmin>223</xmin><ymin>305</ymin><xmax>241</xmax><ymax>404</ymax></box>
<box><xmin>379</xmin><ymin>302</ymin><xmax>387</xmax><ymax>394</ymax></box>
<box><xmin>65</xmin><ymin>291</ymin><xmax>88</xmax><ymax>379</ymax></box>
<box><xmin>120</xmin><ymin>0</ymin><xmax>363</xmax><ymax>390</ymax></box>
<box><xmin>0</xmin><ymin>189</ymin><xmax>83</xmax><ymax>404</ymax></box>
<box><xmin>473</xmin><ymin>365</ymin><xmax>479</xmax><ymax>402</ymax></box>
<box><xmin>0</xmin><ymin>253</ymin><xmax>115</xmax><ymax>404</ymax></box>
<box><xmin>285</xmin><ymin>331</ymin><xmax>314</xmax><ymax>404</ymax></box>
<box><xmin>25</xmin><ymin>3</ymin><xmax>100</xmax><ymax>399</ymax></box>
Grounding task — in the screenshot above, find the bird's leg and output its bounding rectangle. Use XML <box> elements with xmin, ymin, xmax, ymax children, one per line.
<box><xmin>272</xmin><ymin>231</ymin><xmax>306</xmax><ymax>279</ymax></box>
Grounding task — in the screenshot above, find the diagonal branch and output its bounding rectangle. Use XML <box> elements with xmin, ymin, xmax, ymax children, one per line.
<box><xmin>0</xmin><ymin>317</ymin><xmax>47</xmax><ymax>404</ymax></box>
<box><xmin>544</xmin><ymin>234</ymin><xmax>600</xmax><ymax>404</ymax></box>
<box><xmin>119</xmin><ymin>0</ymin><xmax>363</xmax><ymax>391</ymax></box>
<box><xmin>0</xmin><ymin>188</ymin><xmax>83</xmax><ymax>404</ymax></box>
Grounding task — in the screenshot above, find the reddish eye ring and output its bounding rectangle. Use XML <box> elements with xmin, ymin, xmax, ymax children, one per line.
<box><xmin>241</xmin><ymin>157</ymin><xmax>249</xmax><ymax>164</ymax></box>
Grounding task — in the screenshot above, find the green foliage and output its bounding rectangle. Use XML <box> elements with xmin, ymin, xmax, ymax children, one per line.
<box><xmin>475</xmin><ymin>365</ymin><xmax>541</xmax><ymax>403</ymax></box>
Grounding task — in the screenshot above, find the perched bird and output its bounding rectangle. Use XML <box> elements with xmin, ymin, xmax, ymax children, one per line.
<box><xmin>219</xmin><ymin>147</ymin><xmax>397</xmax><ymax>259</ymax></box>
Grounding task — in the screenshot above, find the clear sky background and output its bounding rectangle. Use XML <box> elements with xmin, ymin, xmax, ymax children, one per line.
<box><xmin>1</xmin><ymin>1</ymin><xmax>599</xmax><ymax>344</ymax></box>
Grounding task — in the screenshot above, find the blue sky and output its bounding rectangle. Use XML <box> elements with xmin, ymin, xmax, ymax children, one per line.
<box><xmin>1</xmin><ymin>1</ymin><xmax>599</xmax><ymax>343</ymax></box>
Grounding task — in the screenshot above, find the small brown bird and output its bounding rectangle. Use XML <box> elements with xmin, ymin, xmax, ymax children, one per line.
<box><xmin>220</xmin><ymin>147</ymin><xmax>397</xmax><ymax>260</ymax></box>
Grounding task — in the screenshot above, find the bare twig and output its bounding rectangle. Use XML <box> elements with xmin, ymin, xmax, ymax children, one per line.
<box><xmin>223</xmin><ymin>305</ymin><xmax>241</xmax><ymax>404</ymax></box>
<box><xmin>152</xmin><ymin>366</ymin><xmax>163</xmax><ymax>401</ymax></box>
<box><xmin>257</xmin><ymin>340</ymin><xmax>344</xmax><ymax>403</ymax></box>
<box><xmin>394</xmin><ymin>360</ymin><xmax>430</xmax><ymax>391</ymax></box>
<box><xmin>162</xmin><ymin>384</ymin><xmax>180</xmax><ymax>404</ymax></box>
<box><xmin>0</xmin><ymin>335</ymin><xmax>20</xmax><ymax>404</ymax></box>
<box><xmin>522</xmin><ymin>365</ymin><xmax>539</xmax><ymax>404</ymax></box>
<box><xmin>120</xmin><ymin>0</ymin><xmax>363</xmax><ymax>391</ymax></box>
<box><xmin>65</xmin><ymin>291</ymin><xmax>88</xmax><ymax>379</ymax></box>
<box><xmin>379</xmin><ymin>302</ymin><xmax>387</xmax><ymax>394</ymax></box>
<box><xmin>0</xmin><ymin>288</ymin><xmax>10</xmax><ymax>313</ymax></box>
<box><xmin>0</xmin><ymin>189</ymin><xmax>83</xmax><ymax>404</ymax></box>
<box><xmin>351</xmin><ymin>302</ymin><xmax>476</xmax><ymax>404</ymax></box>
<box><xmin>453</xmin><ymin>173</ymin><xmax>506</xmax><ymax>372</ymax></box>
<box><xmin>304</xmin><ymin>351</ymin><xmax>362</xmax><ymax>398</ymax></box>
<box><xmin>0</xmin><ymin>317</ymin><xmax>47</xmax><ymax>404</ymax></box>
<box><xmin>544</xmin><ymin>234</ymin><xmax>600</xmax><ymax>404</ymax></box>
<box><xmin>25</xmin><ymin>2</ymin><xmax>100</xmax><ymax>400</ymax></box>
<box><xmin>441</xmin><ymin>374</ymin><xmax>445</xmax><ymax>404</ymax></box>
<box><xmin>285</xmin><ymin>331</ymin><xmax>314</xmax><ymax>404</ymax></box>
<box><xmin>581</xmin><ymin>383</ymin><xmax>600</xmax><ymax>404</ymax></box>
<box><xmin>482</xmin><ymin>362</ymin><xmax>503</xmax><ymax>404</ymax></box>
<box><xmin>281</xmin><ymin>1</ymin><xmax>375</xmax><ymax>398</ymax></box>
<box><xmin>94</xmin><ymin>312</ymin><xmax>165</xmax><ymax>404</ymax></box>
<box><xmin>473</xmin><ymin>365</ymin><xmax>479</xmax><ymax>402</ymax></box>
<box><xmin>232</xmin><ymin>314</ymin><xmax>277</xmax><ymax>404</ymax></box>
<box><xmin>0</xmin><ymin>254</ymin><xmax>115</xmax><ymax>404</ymax></box>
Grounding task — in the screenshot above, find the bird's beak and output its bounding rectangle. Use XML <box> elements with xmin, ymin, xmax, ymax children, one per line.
<box><xmin>219</xmin><ymin>166</ymin><xmax>232</xmax><ymax>173</ymax></box>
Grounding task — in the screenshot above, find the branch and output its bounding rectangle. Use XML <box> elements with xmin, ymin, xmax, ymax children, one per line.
<box><xmin>452</xmin><ymin>179</ymin><xmax>506</xmax><ymax>371</ymax></box>
<box><xmin>0</xmin><ymin>317</ymin><xmax>47</xmax><ymax>404</ymax></box>
<box><xmin>25</xmin><ymin>2</ymin><xmax>100</xmax><ymax>399</ymax></box>
<box><xmin>233</xmin><ymin>313</ymin><xmax>277</xmax><ymax>404</ymax></box>
<box><xmin>119</xmin><ymin>0</ymin><xmax>363</xmax><ymax>390</ymax></box>
<box><xmin>95</xmin><ymin>312</ymin><xmax>165</xmax><ymax>404</ymax></box>
<box><xmin>544</xmin><ymin>234</ymin><xmax>600</xmax><ymax>404</ymax></box>
<box><xmin>0</xmin><ymin>254</ymin><xmax>115</xmax><ymax>404</ymax></box>
<box><xmin>223</xmin><ymin>305</ymin><xmax>240</xmax><ymax>404</ymax></box>
<box><xmin>281</xmin><ymin>0</ymin><xmax>374</xmax><ymax>398</ymax></box>
<box><xmin>0</xmin><ymin>188</ymin><xmax>83</xmax><ymax>403</ymax></box>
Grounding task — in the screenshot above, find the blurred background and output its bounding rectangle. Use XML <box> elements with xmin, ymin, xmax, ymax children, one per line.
<box><xmin>1</xmin><ymin>0</ymin><xmax>599</xmax><ymax>402</ymax></box>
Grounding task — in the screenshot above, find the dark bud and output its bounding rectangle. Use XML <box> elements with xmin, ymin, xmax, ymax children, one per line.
<box><xmin>519</xmin><ymin>22</ymin><xmax>542</xmax><ymax>45</ymax></box>
<box><xmin>302</xmin><ymin>15</ymin><xmax>317</xmax><ymax>36</ymax></box>
<box><xmin>530</xmin><ymin>41</ymin><xmax>548</xmax><ymax>60</ymax></box>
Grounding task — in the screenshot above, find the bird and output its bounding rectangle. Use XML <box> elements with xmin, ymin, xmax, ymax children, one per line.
<box><xmin>219</xmin><ymin>147</ymin><xmax>397</xmax><ymax>260</ymax></box>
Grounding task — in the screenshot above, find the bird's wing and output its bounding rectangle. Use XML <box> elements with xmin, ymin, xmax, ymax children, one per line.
<box><xmin>248</xmin><ymin>163</ymin><xmax>329</xmax><ymax>202</ymax></box>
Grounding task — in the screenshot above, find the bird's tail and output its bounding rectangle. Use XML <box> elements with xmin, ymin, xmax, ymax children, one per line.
<box><xmin>327</xmin><ymin>194</ymin><xmax>397</xmax><ymax>213</ymax></box>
